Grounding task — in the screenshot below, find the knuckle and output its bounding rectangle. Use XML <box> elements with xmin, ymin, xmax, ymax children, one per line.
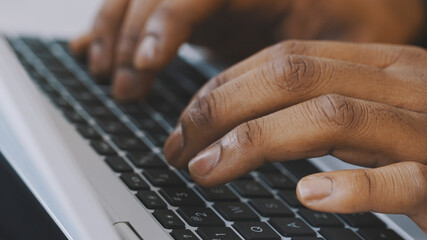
<box><xmin>312</xmin><ymin>94</ymin><xmax>359</xmax><ymax>130</ymax></box>
<box><xmin>210</xmin><ymin>73</ymin><xmax>228</xmax><ymax>90</ymax></box>
<box><xmin>269</xmin><ymin>55</ymin><xmax>321</xmax><ymax>93</ymax></box>
<box><xmin>116</xmin><ymin>29</ymin><xmax>141</xmax><ymax>62</ymax></box>
<box><xmin>402</xmin><ymin>162</ymin><xmax>427</xmax><ymax>190</ymax></box>
<box><xmin>186</xmin><ymin>94</ymin><xmax>217</xmax><ymax>128</ymax></box>
<box><xmin>395</xmin><ymin>162</ymin><xmax>427</xmax><ymax>212</ymax></box>
<box><xmin>359</xmin><ymin>169</ymin><xmax>375</xmax><ymax>203</ymax></box>
<box><xmin>119</xmin><ymin>27</ymin><xmax>141</xmax><ymax>48</ymax></box>
<box><xmin>234</xmin><ymin>120</ymin><xmax>265</xmax><ymax>148</ymax></box>
<box><xmin>153</xmin><ymin>4</ymin><xmax>190</xmax><ymax>27</ymax></box>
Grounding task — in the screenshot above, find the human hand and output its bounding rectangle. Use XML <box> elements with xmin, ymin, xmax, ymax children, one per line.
<box><xmin>69</xmin><ymin>0</ymin><xmax>425</xmax><ymax>101</ymax></box>
<box><xmin>162</xmin><ymin>40</ymin><xmax>427</xmax><ymax>232</ymax></box>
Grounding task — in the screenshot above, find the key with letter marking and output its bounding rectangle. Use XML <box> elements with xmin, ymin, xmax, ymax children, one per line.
<box><xmin>233</xmin><ymin>222</ymin><xmax>280</xmax><ymax>240</ymax></box>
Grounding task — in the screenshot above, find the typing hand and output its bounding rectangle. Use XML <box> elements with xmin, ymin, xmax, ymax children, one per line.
<box><xmin>162</xmin><ymin>40</ymin><xmax>427</xmax><ymax>233</ymax></box>
<box><xmin>69</xmin><ymin>0</ymin><xmax>424</xmax><ymax>101</ymax></box>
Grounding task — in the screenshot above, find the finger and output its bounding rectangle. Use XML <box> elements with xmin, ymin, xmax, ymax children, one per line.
<box><xmin>69</xmin><ymin>32</ymin><xmax>93</xmax><ymax>57</ymax></box>
<box><xmin>89</xmin><ymin>0</ymin><xmax>129</xmax><ymax>78</ymax></box>
<box><xmin>164</xmin><ymin>54</ymin><xmax>427</xmax><ymax>166</ymax></box>
<box><xmin>186</xmin><ymin>94</ymin><xmax>427</xmax><ymax>186</ymax></box>
<box><xmin>112</xmin><ymin>67</ymin><xmax>156</xmax><ymax>102</ymax></box>
<box><xmin>296</xmin><ymin>162</ymin><xmax>427</xmax><ymax>233</ymax></box>
<box><xmin>189</xmin><ymin>40</ymin><xmax>421</xmax><ymax>102</ymax></box>
<box><xmin>113</xmin><ymin>0</ymin><xmax>160</xmax><ymax>100</ymax></box>
<box><xmin>115</xmin><ymin>0</ymin><xmax>159</xmax><ymax>66</ymax></box>
<box><xmin>133</xmin><ymin>0</ymin><xmax>224</xmax><ymax>71</ymax></box>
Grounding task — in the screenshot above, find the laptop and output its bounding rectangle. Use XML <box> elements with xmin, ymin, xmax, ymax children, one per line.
<box><xmin>0</xmin><ymin>35</ymin><xmax>424</xmax><ymax>240</ymax></box>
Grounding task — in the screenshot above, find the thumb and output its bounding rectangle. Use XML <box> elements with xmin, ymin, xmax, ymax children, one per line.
<box><xmin>296</xmin><ymin>162</ymin><xmax>427</xmax><ymax>233</ymax></box>
<box><xmin>133</xmin><ymin>0</ymin><xmax>224</xmax><ymax>70</ymax></box>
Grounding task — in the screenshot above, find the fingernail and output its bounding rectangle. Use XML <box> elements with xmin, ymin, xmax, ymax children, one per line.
<box><xmin>298</xmin><ymin>176</ymin><xmax>333</xmax><ymax>201</ymax></box>
<box><xmin>89</xmin><ymin>41</ymin><xmax>103</xmax><ymax>74</ymax></box>
<box><xmin>134</xmin><ymin>35</ymin><xmax>158</xmax><ymax>69</ymax></box>
<box><xmin>163</xmin><ymin>125</ymin><xmax>184</xmax><ymax>163</ymax></box>
<box><xmin>189</xmin><ymin>143</ymin><xmax>222</xmax><ymax>177</ymax></box>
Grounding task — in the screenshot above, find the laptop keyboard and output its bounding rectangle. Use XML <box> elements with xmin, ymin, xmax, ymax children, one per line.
<box><xmin>6</xmin><ymin>36</ymin><xmax>405</xmax><ymax>240</ymax></box>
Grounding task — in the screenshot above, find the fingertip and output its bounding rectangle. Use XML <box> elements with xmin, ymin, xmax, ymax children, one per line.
<box><xmin>163</xmin><ymin>124</ymin><xmax>184</xmax><ymax>164</ymax></box>
<box><xmin>69</xmin><ymin>33</ymin><xmax>92</xmax><ymax>56</ymax></box>
<box><xmin>112</xmin><ymin>67</ymin><xmax>155</xmax><ymax>101</ymax></box>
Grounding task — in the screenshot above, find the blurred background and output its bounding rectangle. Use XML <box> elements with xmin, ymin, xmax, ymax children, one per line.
<box><xmin>0</xmin><ymin>0</ymin><xmax>101</xmax><ymax>38</ymax></box>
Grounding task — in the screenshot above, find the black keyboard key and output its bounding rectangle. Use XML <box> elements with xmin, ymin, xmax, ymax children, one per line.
<box><xmin>117</xmin><ymin>103</ymin><xmax>145</xmax><ymax>116</ymax></box>
<box><xmin>40</xmin><ymin>84</ymin><xmax>60</xmax><ymax>97</ymax></box>
<box><xmin>112</xmin><ymin>136</ymin><xmax>149</xmax><ymax>151</ymax></box>
<box><xmin>230</xmin><ymin>180</ymin><xmax>272</xmax><ymax>198</ymax></box>
<box><xmin>298</xmin><ymin>209</ymin><xmax>343</xmax><ymax>227</ymax></box>
<box><xmin>76</xmin><ymin>125</ymin><xmax>101</xmax><ymax>139</ymax></box>
<box><xmin>50</xmin><ymin>68</ymin><xmax>76</xmax><ymax>79</ymax></box>
<box><xmin>148</xmin><ymin>95</ymin><xmax>175</xmax><ymax>113</ymax></box>
<box><xmin>22</xmin><ymin>37</ymin><xmax>49</xmax><ymax>54</ymax></box>
<box><xmin>143</xmin><ymin>169</ymin><xmax>186</xmax><ymax>187</ymax></box>
<box><xmin>171</xmin><ymin>230</ymin><xmax>200</xmax><ymax>240</ymax></box>
<box><xmin>69</xmin><ymin>89</ymin><xmax>101</xmax><ymax>104</ymax></box>
<box><xmin>319</xmin><ymin>228</ymin><xmax>362</xmax><ymax>240</ymax></box>
<box><xmin>105</xmin><ymin>156</ymin><xmax>133</xmax><ymax>172</ymax></box>
<box><xmin>196</xmin><ymin>185</ymin><xmax>239</xmax><ymax>202</ymax></box>
<box><xmin>269</xmin><ymin>218</ymin><xmax>315</xmax><ymax>237</ymax></box>
<box><xmin>239</xmin><ymin>174</ymin><xmax>254</xmax><ymax>180</ymax></box>
<box><xmin>214</xmin><ymin>202</ymin><xmax>259</xmax><ymax>221</ymax></box>
<box><xmin>160</xmin><ymin>188</ymin><xmax>205</xmax><ymax>206</ymax></box>
<box><xmin>249</xmin><ymin>199</ymin><xmax>293</xmax><ymax>217</ymax></box>
<box><xmin>197</xmin><ymin>227</ymin><xmax>240</xmax><ymax>240</ymax></box>
<box><xmin>153</xmin><ymin>210</ymin><xmax>185</xmax><ymax>229</ymax></box>
<box><xmin>51</xmin><ymin>96</ymin><xmax>73</xmax><ymax>110</ymax></box>
<box><xmin>133</xmin><ymin>116</ymin><xmax>161</xmax><ymax>130</ymax></box>
<box><xmin>83</xmin><ymin>105</ymin><xmax>117</xmax><ymax>120</ymax></box>
<box><xmin>278</xmin><ymin>190</ymin><xmax>303</xmax><ymax>208</ymax></box>
<box><xmin>281</xmin><ymin>160</ymin><xmax>320</xmax><ymax>180</ymax></box>
<box><xmin>165</xmin><ymin>58</ymin><xmax>207</xmax><ymax>87</ymax></box>
<box><xmin>178</xmin><ymin>207</ymin><xmax>223</xmax><ymax>227</ymax></box>
<box><xmin>127</xmin><ymin>152</ymin><xmax>167</xmax><ymax>168</ymax></box>
<box><xmin>136</xmin><ymin>191</ymin><xmax>167</xmax><ymax>209</ymax></box>
<box><xmin>259</xmin><ymin>173</ymin><xmax>296</xmax><ymax>189</ymax></box>
<box><xmin>29</xmin><ymin>71</ymin><xmax>47</xmax><ymax>84</ymax></box>
<box><xmin>146</xmin><ymin>131</ymin><xmax>169</xmax><ymax>146</ymax></box>
<box><xmin>98</xmin><ymin>120</ymin><xmax>132</xmax><ymax>135</ymax></box>
<box><xmin>90</xmin><ymin>140</ymin><xmax>116</xmax><ymax>155</ymax></box>
<box><xmin>233</xmin><ymin>222</ymin><xmax>280</xmax><ymax>240</ymax></box>
<box><xmin>180</xmin><ymin>169</ymin><xmax>193</xmax><ymax>182</ymax></box>
<box><xmin>291</xmin><ymin>238</ymin><xmax>323</xmax><ymax>240</ymax></box>
<box><xmin>255</xmin><ymin>163</ymin><xmax>280</xmax><ymax>173</ymax></box>
<box><xmin>357</xmin><ymin>228</ymin><xmax>403</xmax><ymax>240</ymax></box>
<box><xmin>64</xmin><ymin>110</ymin><xmax>86</xmax><ymax>124</ymax></box>
<box><xmin>339</xmin><ymin>212</ymin><xmax>386</xmax><ymax>228</ymax></box>
<box><xmin>120</xmin><ymin>173</ymin><xmax>149</xmax><ymax>190</ymax></box>
<box><xmin>60</xmin><ymin>78</ymin><xmax>86</xmax><ymax>91</ymax></box>
<box><xmin>163</xmin><ymin>112</ymin><xmax>180</xmax><ymax>126</ymax></box>
<box><xmin>43</xmin><ymin>57</ymin><xmax>66</xmax><ymax>71</ymax></box>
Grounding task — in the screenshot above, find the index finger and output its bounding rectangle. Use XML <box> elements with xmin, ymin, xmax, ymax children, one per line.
<box><xmin>133</xmin><ymin>0</ymin><xmax>224</xmax><ymax>71</ymax></box>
